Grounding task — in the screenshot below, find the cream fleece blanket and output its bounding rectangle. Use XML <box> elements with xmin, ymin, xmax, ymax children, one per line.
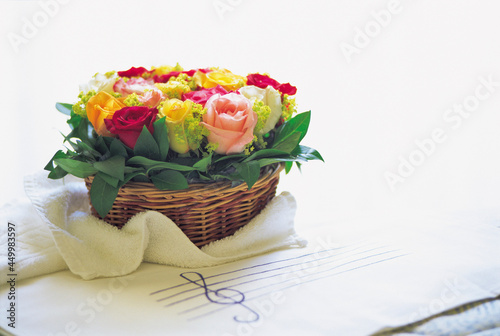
<box><xmin>0</xmin><ymin>171</ymin><xmax>305</xmax><ymax>281</ymax></box>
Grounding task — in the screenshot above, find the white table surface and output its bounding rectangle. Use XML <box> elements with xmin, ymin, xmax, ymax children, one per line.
<box><xmin>1</xmin><ymin>212</ymin><xmax>499</xmax><ymax>336</ymax></box>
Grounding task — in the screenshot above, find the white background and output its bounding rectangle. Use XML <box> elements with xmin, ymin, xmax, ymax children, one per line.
<box><xmin>1</xmin><ymin>0</ymin><xmax>500</xmax><ymax>229</ymax></box>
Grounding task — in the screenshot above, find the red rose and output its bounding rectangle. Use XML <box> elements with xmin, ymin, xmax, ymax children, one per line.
<box><xmin>154</xmin><ymin>70</ymin><xmax>195</xmax><ymax>83</ymax></box>
<box><xmin>246</xmin><ymin>73</ymin><xmax>297</xmax><ymax>96</ymax></box>
<box><xmin>104</xmin><ymin>106</ymin><xmax>158</xmax><ymax>149</ymax></box>
<box><xmin>182</xmin><ymin>85</ymin><xmax>228</xmax><ymax>106</ymax></box>
<box><xmin>247</xmin><ymin>73</ymin><xmax>280</xmax><ymax>88</ymax></box>
<box><xmin>117</xmin><ymin>66</ymin><xmax>153</xmax><ymax>78</ymax></box>
<box><xmin>275</xmin><ymin>82</ymin><xmax>297</xmax><ymax>96</ymax></box>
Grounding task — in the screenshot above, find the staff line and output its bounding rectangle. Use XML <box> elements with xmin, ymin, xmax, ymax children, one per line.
<box><xmin>157</xmin><ymin>244</ymin><xmax>389</xmax><ymax>304</ymax></box>
<box><xmin>174</xmin><ymin>249</ymin><xmax>404</xmax><ymax>314</ymax></box>
<box><xmin>150</xmin><ymin>242</ymin><xmax>371</xmax><ymax>296</ymax></box>
<box><xmin>186</xmin><ymin>252</ymin><xmax>409</xmax><ymax>322</ymax></box>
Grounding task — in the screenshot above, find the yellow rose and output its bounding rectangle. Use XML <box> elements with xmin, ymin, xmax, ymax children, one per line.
<box><xmin>151</xmin><ymin>64</ymin><xmax>183</xmax><ymax>76</ymax></box>
<box><xmin>194</xmin><ymin>68</ymin><xmax>246</xmax><ymax>91</ymax></box>
<box><xmin>158</xmin><ymin>99</ymin><xmax>193</xmax><ymax>154</ymax></box>
<box><xmin>86</xmin><ymin>91</ymin><xmax>126</xmax><ymax>136</ymax></box>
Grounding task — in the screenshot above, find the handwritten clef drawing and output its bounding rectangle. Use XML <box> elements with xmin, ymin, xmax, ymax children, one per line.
<box><xmin>179</xmin><ymin>271</ymin><xmax>260</xmax><ymax>323</ymax></box>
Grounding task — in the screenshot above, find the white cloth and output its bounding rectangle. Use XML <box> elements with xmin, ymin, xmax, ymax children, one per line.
<box><xmin>0</xmin><ymin>171</ymin><xmax>305</xmax><ymax>281</ymax></box>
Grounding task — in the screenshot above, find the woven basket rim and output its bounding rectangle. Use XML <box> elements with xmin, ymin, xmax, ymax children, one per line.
<box><xmin>84</xmin><ymin>163</ymin><xmax>284</xmax><ymax>194</ymax></box>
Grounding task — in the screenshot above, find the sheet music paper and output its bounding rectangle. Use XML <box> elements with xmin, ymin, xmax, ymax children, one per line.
<box><xmin>149</xmin><ymin>240</ymin><xmax>407</xmax><ymax>325</ymax></box>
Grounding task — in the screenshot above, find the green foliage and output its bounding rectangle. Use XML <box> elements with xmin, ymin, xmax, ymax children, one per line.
<box><xmin>151</xmin><ymin>170</ymin><xmax>188</xmax><ymax>190</ymax></box>
<box><xmin>56</xmin><ymin>103</ymin><xmax>73</xmax><ymax>116</ymax></box>
<box><xmin>90</xmin><ymin>173</ymin><xmax>120</xmax><ymax>218</ymax></box>
<box><xmin>53</xmin><ymin>158</ymin><xmax>97</xmax><ymax>178</ymax></box>
<box><xmin>93</xmin><ymin>156</ymin><xmax>125</xmax><ymax>180</ymax></box>
<box><xmin>273</xmin><ymin>111</ymin><xmax>311</xmax><ymax>149</ymax></box>
<box><xmin>134</xmin><ymin>127</ymin><xmax>160</xmax><ymax>160</ymax></box>
<box><xmin>153</xmin><ymin>117</ymin><xmax>169</xmax><ymax>161</ymax></box>
<box><xmin>234</xmin><ymin>161</ymin><xmax>261</xmax><ymax>189</ymax></box>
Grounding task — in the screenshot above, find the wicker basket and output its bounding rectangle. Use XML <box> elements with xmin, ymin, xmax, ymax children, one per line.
<box><xmin>84</xmin><ymin>164</ymin><xmax>283</xmax><ymax>247</ymax></box>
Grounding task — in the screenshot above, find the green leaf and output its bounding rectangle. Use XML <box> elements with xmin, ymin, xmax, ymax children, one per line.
<box><xmin>153</xmin><ymin>117</ymin><xmax>169</xmax><ymax>161</ymax></box>
<box><xmin>273</xmin><ymin>131</ymin><xmax>301</xmax><ymax>153</ymax></box>
<box><xmin>64</xmin><ymin>137</ymin><xmax>81</xmax><ymax>153</ymax></box>
<box><xmin>124</xmin><ymin>166</ymin><xmax>144</xmax><ymax>174</ymax></box>
<box><xmin>213</xmin><ymin>153</ymin><xmax>247</xmax><ymax>164</ymax></box>
<box><xmin>54</xmin><ymin>158</ymin><xmax>98</xmax><ymax>178</ymax></box>
<box><xmin>48</xmin><ymin>165</ymin><xmax>68</xmax><ymax>179</ymax></box>
<box><xmin>127</xmin><ymin>156</ymin><xmax>196</xmax><ymax>171</ymax></box>
<box><xmin>193</xmin><ymin>171</ymin><xmax>213</xmax><ymax>181</ymax></box>
<box><xmin>292</xmin><ymin>145</ymin><xmax>324</xmax><ymax>162</ymax></box>
<box><xmin>257</xmin><ymin>157</ymin><xmax>296</xmax><ymax>168</ymax></box>
<box><xmin>273</xmin><ymin>111</ymin><xmax>310</xmax><ymax>148</ymax></box>
<box><xmin>97</xmin><ymin>172</ymin><xmax>120</xmax><ymax>188</ymax></box>
<box><xmin>235</xmin><ymin>161</ymin><xmax>261</xmax><ymax>189</ymax></box>
<box><xmin>56</xmin><ymin>103</ymin><xmax>73</xmax><ymax>116</ymax></box>
<box><xmin>131</xmin><ymin>175</ymin><xmax>150</xmax><ymax>183</ymax></box>
<box><xmin>151</xmin><ymin>170</ymin><xmax>189</xmax><ymax>190</ymax></box>
<box><xmin>243</xmin><ymin>149</ymin><xmax>289</xmax><ymax>162</ymax></box>
<box><xmin>89</xmin><ymin>172</ymin><xmax>120</xmax><ymax>218</ymax></box>
<box><xmin>93</xmin><ymin>155</ymin><xmax>125</xmax><ymax>180</ymax></box>
<box><xmin>44</xmin><ymin>150</ymin><xmax>68</xmax><ymax>172</ymax></box>
<box><xmin>76</xmin><ymin>140</ymin><xmax>101</xmax><ymax>159</ymax></box>
<box><xmin>110</xmin><ymin>138</ymin><xmax>128</xmax><ymax>158</ymax></box>
<box><xmin>193</xmin><ymin>153</ymin><xmax>213</xmax><ymax>172</ymax></box>
<box><xmin>295</xmin><ymin>161</ymin><xmax>302</xmax><ymax>172</ymax></box>
<box><xmin>66</xmin><ymin>112</ymin><xmax>83</xmax><ymax>131</ymax></box>
<box><xmin>94</xmin><ymin>136</ymin><xmax>109</xmax><ymax>155</ymax></box>
<box><xmin>209</xmin><ymin>174</ymin><xmax>241</xmax><ymax>182</ymax></box>
<box><xmin>65</xmin><ymin>116</ymin><xmax>89</xmax><ymax>141</ymax></box>
<box><xmin>285</xmin><ymin>161</ymin><xmax>293</xmax><ymax>173</ymax></box>
<box><xmin>119</xmin><ymin>170</ymin><xmax>147</xmax><ymax>187</ymax></box>
<box><xmin>169</xmin><ymin>156</ymin><xmax>199</xmax><ymax>167</ymax></box>
<box><xmin>134</xmin><ymin>126</ymin><xmax>160</xmax><ymax>160</ymax></box>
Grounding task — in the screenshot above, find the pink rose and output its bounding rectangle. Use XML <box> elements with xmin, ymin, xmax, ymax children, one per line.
<box><xmin>113</xmin><ymin>77</ymin><xmax>156</xmax><ymax>96</ymax></box>
<box><xmin>138</xmin><ymin>88</ymin><xmax>164</xmax><ymax>108</ymax></box>
<box><xmin>182</xmin><ymin>85</ymin><xmax>228</xmax><ymax>106</ymax></box>
<box><xmin>201</xmin><ymin>92</ymin><xmax>257</xmax><ymax>155</ymax></box>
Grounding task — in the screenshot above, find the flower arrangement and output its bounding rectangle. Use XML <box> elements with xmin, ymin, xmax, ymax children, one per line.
<box><xmin>45</xmin><ymin>64</ymin><xmax>323</xmax><ymax>218</ymax></box>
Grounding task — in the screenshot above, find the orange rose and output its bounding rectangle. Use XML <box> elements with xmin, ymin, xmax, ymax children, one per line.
<box><xmin>86</xmin><ymin>91</ymin><xmax>126</xmax><ymax>136</ymax></box>
<box><xmin>194</xmin><ymin>68</ymin><xmax>246</xmax><ymax>91</ymax></box>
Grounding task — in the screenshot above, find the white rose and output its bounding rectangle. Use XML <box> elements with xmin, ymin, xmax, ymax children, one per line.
<box><xmin>79</xmin><ymin>72</ymin><xmax>119</xmax><ymax>95</ymax></box>
<box><xmin>239</xmin><ymin>85</ymin><xmax>282</xmax><ymax>135</ymax></box>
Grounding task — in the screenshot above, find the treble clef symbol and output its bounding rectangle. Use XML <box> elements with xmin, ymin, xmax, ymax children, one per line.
<box><xmin>180</xmin><ymin>272</ymin><xmax>260</xmax><ymax>323</ymax></box>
